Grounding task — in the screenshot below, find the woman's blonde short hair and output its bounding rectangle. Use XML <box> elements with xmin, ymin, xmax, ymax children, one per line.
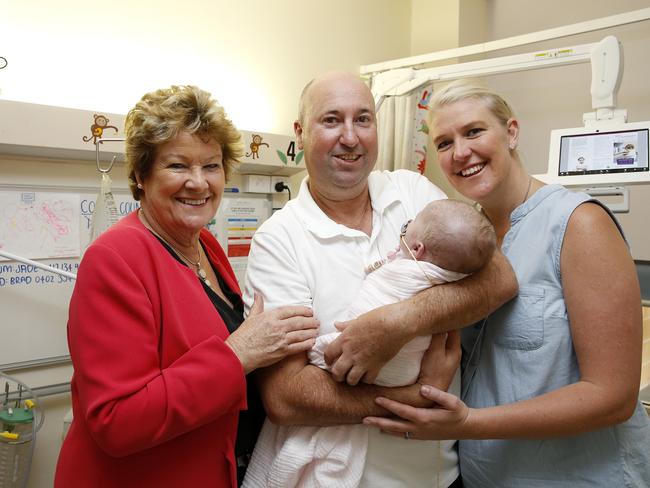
<box><xmin>124</xmin><ymin>85</ymin><xmax>243</xmax><ymax>200</ymax></box>
<box><xmin>427</xmin><ymin>79</ymin><xmax>516</xmax><ymax>127</ymax></box>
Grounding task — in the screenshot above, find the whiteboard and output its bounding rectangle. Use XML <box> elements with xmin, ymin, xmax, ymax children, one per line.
<box><xmin>0</xmin><ymin>186</ymin><xmax>140</xmax><ymax>368</ymax></box>
<box><xmin>0</xmin><ymin>187</ymin><xmax>271</xmax><ymax>369</ymax></box>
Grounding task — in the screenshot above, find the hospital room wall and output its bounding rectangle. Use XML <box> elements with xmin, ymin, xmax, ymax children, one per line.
<box><xmin>0</xmin><ymin>2</ymin><xmax>412</xmax><ymax>487</ymax></box>
<box><xmin>485</xmin><ymin>0</ymin><xmax>650</xmax><ymax>261</ymax></box>
<box><xmin>0</xmin><ymin>0</ymin><xmax>411</xmax><ymax>135</ymax></box>
<box><xmin>416</xmin><ymin>0</ymin><xmax>489</xmax><ymax>199</ymax></box>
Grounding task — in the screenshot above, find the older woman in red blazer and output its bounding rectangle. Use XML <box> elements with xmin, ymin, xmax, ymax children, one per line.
<box><xmin>55</xmin><ymin>86</ymin><xmax>319</xmax><ymax>488</ymax></box>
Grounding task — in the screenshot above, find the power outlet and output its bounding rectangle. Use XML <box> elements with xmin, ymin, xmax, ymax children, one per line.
<box><xmin>271</xmin><ymin>176</ymin><xmax>289</xmax><ymax>192</ymax></box>
<box><xmin>241</xmin><ymin>174</ymin><xmax>271</xmax><ymax>193</ymax></box>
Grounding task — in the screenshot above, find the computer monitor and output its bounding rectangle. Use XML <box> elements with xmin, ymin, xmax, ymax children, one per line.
<box><xmin>541</xmin><ymin>121</ymin><xmax>650</xmax><ymax>186</ymax></box>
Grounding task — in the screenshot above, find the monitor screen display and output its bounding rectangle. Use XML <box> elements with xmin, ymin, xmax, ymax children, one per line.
<box><xmin>558</xmin><ymin>128</ymin><xmax>649</xmax><ymax>177</ymax></box>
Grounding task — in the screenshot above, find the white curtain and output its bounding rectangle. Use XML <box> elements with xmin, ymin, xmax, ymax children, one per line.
<box><xmin>376</xmin><ymin>85</ymin><xmax>433</xmax><ymax>174</ymax></box>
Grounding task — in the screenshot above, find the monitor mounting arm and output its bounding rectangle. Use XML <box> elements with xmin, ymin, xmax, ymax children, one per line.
<box><xmin>583</xmin><ymin>35</ymin><xmax>626</xmax><ymax>128</ymax></box>
<box><xmin>370</xmin><ymin>36</ymin><xmax>626</xmax><ymax>130</ymax></box>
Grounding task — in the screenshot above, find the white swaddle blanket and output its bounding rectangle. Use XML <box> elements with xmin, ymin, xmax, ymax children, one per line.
<box><xmin>242</xmin><ymin>258</ymin><xmax>466</xmax><ymax>488</ymax></box>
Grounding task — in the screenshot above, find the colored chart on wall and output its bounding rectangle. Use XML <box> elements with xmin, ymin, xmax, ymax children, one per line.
<box><xmin>0</xmin><ymin>191</ymin><xmax>80</xmax><ymax>260</ymax></box>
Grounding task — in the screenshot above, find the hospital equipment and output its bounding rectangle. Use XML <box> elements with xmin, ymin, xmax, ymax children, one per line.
<box><xmin>92</xmin><ymin>137</ymin><xmax>124</xmax><ymax>241</ymax></box>
<box><xmin>365</xmin><ymin>8</ymin><xmax>650</xmax><ymax>106</ymax></box>
<box><xmin>536</xmin><ymin>36</ymin><xmax>650</xmax><ymax>211</ymax></box>
<box><xmin>364</xmin><ymin>8</ymin><xmax>650</xmax><ymax>213</ymax></box>
<box><xmin>0</xmin><ymin>374</ymin><xmax>43</xmax><ymax>488</ymax></box>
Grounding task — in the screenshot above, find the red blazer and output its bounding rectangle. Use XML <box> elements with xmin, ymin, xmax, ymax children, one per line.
<box><xmin>55</xmin><ymin>212</ymin><xmax>246</xmax><ymax>488</ymax></box>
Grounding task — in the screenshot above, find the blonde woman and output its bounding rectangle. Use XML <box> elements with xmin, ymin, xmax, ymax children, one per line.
<box><xmin>363</xmin><ymin>80</ymin><xmax>650</xmax><ymax>487</ymax></box>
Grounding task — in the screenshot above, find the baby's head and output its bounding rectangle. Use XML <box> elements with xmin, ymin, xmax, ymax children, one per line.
<box><xmin>400</xmin><ymin>200</ymin><xmax>496</xmax><ymax>274</ymax></box>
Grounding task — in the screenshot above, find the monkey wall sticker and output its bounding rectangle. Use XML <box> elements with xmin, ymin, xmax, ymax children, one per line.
<box><xmin>246</xmin><ymin>134</ymin><xmax>269</xmax><ymax>159</ymax></box>
<box><xmin>83</xmin><ymin>114</ymin><xmax>119</xmax><ymax>144</ymax></box>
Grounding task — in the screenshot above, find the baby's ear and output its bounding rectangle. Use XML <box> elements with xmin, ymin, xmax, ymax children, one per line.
<box><xmin>413</xmin><ymin>241</ymin><xmax>426</xmax><ymax>260</ymax></box>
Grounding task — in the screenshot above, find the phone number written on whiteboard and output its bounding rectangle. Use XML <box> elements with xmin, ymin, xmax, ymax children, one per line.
<box><xmin>0</xmin><ymin>261</ymin><xmax>78</xmax><ymax>287</ymax></box>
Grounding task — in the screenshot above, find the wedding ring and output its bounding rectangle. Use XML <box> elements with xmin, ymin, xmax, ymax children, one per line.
<box><xmin>404</xmin><ymin>431</ymin><xmax>412</xmax><ymax>440</ymax></box>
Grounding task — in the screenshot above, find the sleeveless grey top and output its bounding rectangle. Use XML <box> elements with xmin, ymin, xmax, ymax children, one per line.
<box><xmin>460</xmin><ymin>184</ymin><xmax>650</xmax><ymax>487</ymax></box>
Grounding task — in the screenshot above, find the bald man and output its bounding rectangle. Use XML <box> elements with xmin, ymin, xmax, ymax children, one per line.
<box><xmin>241</xmin><ymin>72</ymin><xmax>516</xmax><ymax>487</ymax></box>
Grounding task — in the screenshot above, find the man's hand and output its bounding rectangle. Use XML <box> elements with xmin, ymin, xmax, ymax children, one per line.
<box><xmin>324</xmin><ymin>250</ymin><xmax>517</xmax><ymax>387</ymax></box>
<box><xmin>417</xmin><ymin>330</ymin><xmax>460</xmax><ymax>391</ymax></box>
<box><xmin>324</xmin><ymin>306</ymin><xmax>415</xmax><ymax>386</ymax></box>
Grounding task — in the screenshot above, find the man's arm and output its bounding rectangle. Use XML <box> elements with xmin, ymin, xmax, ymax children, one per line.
<box><xmin>254</xmin><ymin>353</ymin><xmax>426</xmax><ymax>426</ymax></box>
<box><xmin>243</xmin><ymin>229</ymin><xmax>404</xmax><ymax>425</ymax></box>
<box><xmin>255</xmin><ymin>329</ymin><xmax>459</xmax><ymax>426</ymax></box>
<box><xmin>325</xmin><ymin>250</ymin><xmax>517</xmax><ymax>385</ymax></box>
<box><xmin>244</xmin><ymin>228</ymin><xmax>456</xmax><ymax>425</ymax></box>
<box><xmin>364</xmin><ymin>203</ymin><xmax>642</xmax><ymax>440</ymax></box>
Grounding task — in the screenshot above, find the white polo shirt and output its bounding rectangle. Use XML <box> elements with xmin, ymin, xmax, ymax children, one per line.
<box><xmin>243</xmin><ymin>169</ymin><xmax>459</xmax><ymax>487</ymax></box>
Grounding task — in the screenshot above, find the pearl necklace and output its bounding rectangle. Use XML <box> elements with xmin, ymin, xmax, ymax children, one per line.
<box><xmin>139</xmin><ymin>210</ymin><xmax>214</xmax><ymax>289</ymax></box>
<box><xmin>167</xmin><ymin>241</ymin><xmax>214</xmax><ymax>289</ymax></box>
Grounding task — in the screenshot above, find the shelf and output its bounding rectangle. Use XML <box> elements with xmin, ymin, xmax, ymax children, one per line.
<box><xmin>0</xmin><ymin>99</ymin><xmax>305</xmax><ymax>176</ymax></box>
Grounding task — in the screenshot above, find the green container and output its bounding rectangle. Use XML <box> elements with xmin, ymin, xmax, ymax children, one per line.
<box><xmin>0</xmin><ymin>393</ymin><xmax>36</xmax><ymax>488</ymax></box>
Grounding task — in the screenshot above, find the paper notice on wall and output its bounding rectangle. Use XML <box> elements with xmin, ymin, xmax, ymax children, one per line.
<box><xmin>229</xmin><ymin>256</ymin><xmax>249</xmax><ymax>287</ymax></box>
<box><xmin>208</xmin><ymin>198</ymin><xmax>271</xmax><ymax>262</ymax></box>
<box><xmin>0</xmin><ymin>191</ymin><xmax>80</xmax><ymax>259</ymax></box>
<box><xmin>219</xmin><ymin>197</ymin><xmax>272</xmax><ymax>258</ymax></box>
<box><xmin>205</xmin><ymin>194</ymin><xmax>272</xmax><ymax>287</ymax></box>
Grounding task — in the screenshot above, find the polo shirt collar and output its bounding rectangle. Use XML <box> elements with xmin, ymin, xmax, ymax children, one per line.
<box><xmin>294</xmin><ymin>170</ymin><xmax>403</xmax><ymax>239</ymax></box>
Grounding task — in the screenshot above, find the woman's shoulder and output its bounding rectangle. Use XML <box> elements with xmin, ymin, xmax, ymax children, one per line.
<box><xmin>535</xmin><ymin>184</ymin><xmax>588</xmax><ymax>205</ymax></box>
<box><xmin>83</xmin><ymin>212</ymin><xmax>156</xmax><ymax>262</ymax></box>
<box><xmin>534</xmin><ymin>185</ymin><xmax>620</xmax><ymax>237</ymax></box>
<box><xmin>565</xmin><ymin>199</ymin><xmax>625</xmax><ymax>244</ymax></box>
<box><xmin>522</xmin><ymin>185</ymin><xmax>593</xmax><ymax>231</ymax></box>
<box><xmin>199</xmin><ymin>228</ymin><xmax>228</xmax><ymax>262</ymax></box>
